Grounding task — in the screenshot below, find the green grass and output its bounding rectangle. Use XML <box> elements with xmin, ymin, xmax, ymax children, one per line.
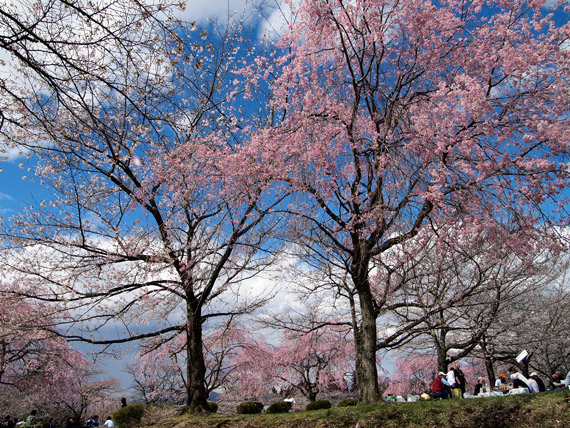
<box><xmin>143</xmin><ymin>390</ymin><xmax>570</xmax><ymax>428</ymax></box>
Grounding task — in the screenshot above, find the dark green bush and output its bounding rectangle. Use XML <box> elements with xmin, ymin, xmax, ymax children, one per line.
<box><xmin>337</xmin><ymin>398</ymin><xmax>359</xmax><ymax>407</ymax></box>
<box><xmin>111</xmin><ymin>403</ymin><xmax>144</xmax><ymax>428</ymax></box>
<box><xmin>236</xmin><ymin>401</ymin><xmax>264</xmax><ymax>414</ymax></box>
<box><xmin>265</xmin><ymin>401</ymin><xmax>292</xmax><ymax>414</ymax></box>
<box><xmin>207</xmin><ymin>401</ymin><xmax>218</xmax><ymax>413</ymax></box>
<box><xmin>306</xmin><ymin>400</ymin><xmax>332</xmax><ymax>411</ymax></box>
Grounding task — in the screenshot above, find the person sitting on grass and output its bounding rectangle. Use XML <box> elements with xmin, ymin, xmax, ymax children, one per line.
<box><xmin>547</xmin><ymin>372</ymin><xmax>565</xmax><ymax>390</ymax></box>
<box><xmin>508</xmin><ymin>367</ymin><xmax>530</xmax><ymax>390</ymax></box>
<box><xmin>25</xmin><ymin>411</ymin><xmax>37</xmax><ymax>426</ymax></box>
<box><xmin>431</xmin><ymin>372</ymin><xmax>451</xmax><ymax>399</ymax></box>
<box><xmin>529</xmin><ymin>372</ymin><xmax>545</xmax><ymax>392</ymax></box>
<box><xmin>474</xmin><ymin>377</ymin><xmax>486</xmax><ymax>395</ymax></box>
<box><xmin>494</xmin><ymin>373</ymin><xmax>508</xmax><ymax>391</ymax></box>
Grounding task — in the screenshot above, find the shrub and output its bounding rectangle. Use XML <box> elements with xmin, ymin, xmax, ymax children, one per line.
<box><xmin>112</xmin><ymin>403</ymin><xmax>145</xmax><ymax>428</ymax></box>
<box><xmin>265</xmin><ymin>401</ymin><xmax>292</xmax><ymax>414</ymax></box>
<box><xmin>236</xmin><ymin>401</ymin><xmax>264</xmax><ymax>414</ymax></box>
<box><xmin>337</xmin><ymin>398</ymin><xmax>359</xmax><ymax>407</ymax></box>
<box><xmin>207</xmin><ymin>402</ymin><xmax>218</xmax><ymax>413</ymax></box>
<box><xmin>306</xmin><ymin>400</ymin><xmax>332</xmax><ymax>411</ymax></box>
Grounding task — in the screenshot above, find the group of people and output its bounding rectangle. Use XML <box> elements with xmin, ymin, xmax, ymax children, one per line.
<box><xmin>432</xmin><ymin>363</ymin><xmax>570</xmax><ymax>399</ymax></box>
<box><xmin>7</xmin><ymin>398</ymin><xmax>128</xmax><ymax>428</ymax></box>
<box><xmin>495</xmin><ymin>367</ymin><xmax>568</xmax><ymax>394</ymax></box>
<box><xmin>431</xmin><ymin>362</ymin><xmax>467</xmax><ymax>399</ymax></box>
<box><xmin>83</xmin><ymin>416</ymin><xmax>113</xmax><ymax>428</ymax></box>
<box><xmin>1</xmin><ymin>411</ymin><xmax>55</xmax><ymax>428</ymax></box>
<box><xmin>66</xmin><ymin>415</ymin><xmax>114</xmax><ymax>428</ymax></box>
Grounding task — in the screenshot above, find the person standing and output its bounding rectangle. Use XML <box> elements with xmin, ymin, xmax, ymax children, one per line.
<box><xmin>120</xmin><ymin>398</ymin><xmax>127</xmax><ymax>408</ymax></box>
<box><xmin>446</xmin><ymin>366</ymin><xmax>457</xmax><ymax>390</ymax></box>
<box><xmin>453</xmin><ymin>362</ymin><xmax>466</xmax><ymax>397</ymax></box>
<box><xmin>283</xmin><ymin>394</ymin><xmax>296</xmax><ymax>411</ymax></box>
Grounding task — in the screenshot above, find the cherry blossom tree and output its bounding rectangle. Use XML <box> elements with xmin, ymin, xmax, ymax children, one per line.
<box><xmin>268</xmin><ymin>326</ymin><xmax>354</xmax><ymax>402</ymax></box>
<box><xmin>0</xmin><ymin>281</ymin><xmax>115</xmax><ymax>423</ymax></box>
<box><xmin>129</xmin><ymin>318</ymin><xmax>257</xmax><ymax>404</ymax></box>
<box><xmin>128</xmin><ymin>338</ymin><xmax>187</xmax><ymax>405</ymax></box>
<box><xmin>52</xmin><ymin>359</ymin><xmax>119</xmax><ymax>424</ymax></box>
<box><xmin>250</xmin><ymin>0</ymin><xmax>570</xmax><ymax>401</ymax></box>
<box><xmin>473</xmin><ymin>266</ymin><xmax>570</xmax><ymax>382</ymax></box>
<box><xmin>0</xmin><ymin>281</ymin><xmax>67</xmax><ymax>389</ymax></box>
<box><xmin>384</xmin><ymin>355</ymin><xmax>436</xmax><ymax>397</ymax></box>
<box><xmin>226</xmin><ymin>334</ymin><xmax>274</xmax><ymax>401</ymax></box>
<box><xmin>0</xmin><ymin>0</ymin><xmax>178</xmax><ymax>136</ymax></box>
<box><xmin>0</xmin><ymin>0</ymin><xmax>283</xmax><ymax>412</ymax></box>
<box><xmin>389</xmin><ymin>225</ymin><xmax>560</xmax><ymax>373</ymax></box>
<box><xmin>229</xmin><ymin>325</ymin><xmax>355</xmax><ymax>402</ymax></box>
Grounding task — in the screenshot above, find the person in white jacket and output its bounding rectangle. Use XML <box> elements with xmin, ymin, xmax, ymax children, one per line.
<box><xmin>446</xmin><ymin>368</ymin><xmax>457</xmax><ymax>389</ymax></box>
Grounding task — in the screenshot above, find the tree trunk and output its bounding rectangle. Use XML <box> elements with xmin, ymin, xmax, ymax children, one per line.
<box><xmin>354</xmin><ymin>287</ymin><xmax>380</xmax><ymax>402</ymax></box>
<box><xmin>436</xmin><ymin>346</ymin><xmax>448</xmax><ymax>373</ymax></box>
<box><xmin>480</xmin><ymin>338</ymin><xmax>496</xmax><ymax>386</ymax></box>
<box><xmin>186</xmin><ymin>304</ymin><xmax>209</xmax><ymax>412</ymax></box>
<box><xmin>484</xmin><ymin>357</ymin><xmax>496</xmax><ymax>387</ymax></box>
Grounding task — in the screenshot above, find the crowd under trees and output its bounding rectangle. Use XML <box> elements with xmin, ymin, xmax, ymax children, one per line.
<box><xmin>0</xmin><ymin>0</ymin><xmax>569</xmax><ymax>415</ymax></box>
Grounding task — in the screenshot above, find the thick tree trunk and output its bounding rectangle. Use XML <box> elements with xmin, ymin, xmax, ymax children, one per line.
<box><xmin>436</xmin><ymin>347</ymin><xmax>448</xmax><ymax>373</ymax></box>
<box><xmin>186</xmin><ymin>305</ymin><xmax>209</xmax><ymax>413</ymax></box>
<box><xmin>354</xmin><ymin>288</ymin><xmax>380</xmax><ymax>403</ymax></box>
<box><xmin>484</xmin><ymin>357</ymin><xmax>496</xmax><ymax>387</ymax></box>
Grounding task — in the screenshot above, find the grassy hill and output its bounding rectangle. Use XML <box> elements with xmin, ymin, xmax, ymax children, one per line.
<box><xmin>143</xmin><ymin>390</ymin><xmax>570</xmax><ymax>428</ymax></box>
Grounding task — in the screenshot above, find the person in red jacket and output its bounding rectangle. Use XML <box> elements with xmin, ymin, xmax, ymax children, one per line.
<box><xmin>431</xmin><ymin>372</ymin><xmax>451</xmax><ymax>399</ymax></box>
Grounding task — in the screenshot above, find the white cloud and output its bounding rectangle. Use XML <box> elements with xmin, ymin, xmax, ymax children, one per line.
<box><xmin>257</xmin><ymin>0</ymin><xmax>299</xmax><ymax>40</ymax></box>
<box><xmin>179</xmin><ymin>0</ymin><xmax>261</xmax><ymax>23</ymax></box>
<box><xmin>178</xmin><ymin>0</ymin><xmax>296</xmax><ymax>41</ymax></box>
<box><xmin>0</xmin><ymin>191</ymin><xmax>13</xmax><ymax>201</ymax></box>
<box><xmin>544</xmin><ymin>0</ymin><xmax>564</xmax><ymax>9</ymax></box>
<box><xmin>0</xmin><ymin>142</ymin><xmax>28</xmax><ymax>161</ymax></box>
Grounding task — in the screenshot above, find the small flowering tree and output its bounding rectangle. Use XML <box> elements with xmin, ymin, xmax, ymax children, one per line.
<box><xmin>270</xmin><ymin>326</ymin><xmax>354</xmax><ymax>402</ymax></box>
<box><xmin>230</xmin><ymin>325</ymin><xmax>355</xmax><ymax>402</ymax></box>
<box><xmin>385</xmin><ymin>356</ymin><xmax>436</xmax><ymax>397</ymax></box>
<box><xmin>0</xmin><ymin>282</ymin><xmax>115</xmax><ymax>421</ymax></box>
<box><xmin>389</xmin><ymin>224</ymin><xmax>560</xmax><ymax>373</ymax></box>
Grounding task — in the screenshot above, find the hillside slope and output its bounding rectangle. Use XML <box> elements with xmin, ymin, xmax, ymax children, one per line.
<box><xmin>143</xmin><ymin>390</ymin><xmax>570</xmax><ymax>428</ymax></box>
